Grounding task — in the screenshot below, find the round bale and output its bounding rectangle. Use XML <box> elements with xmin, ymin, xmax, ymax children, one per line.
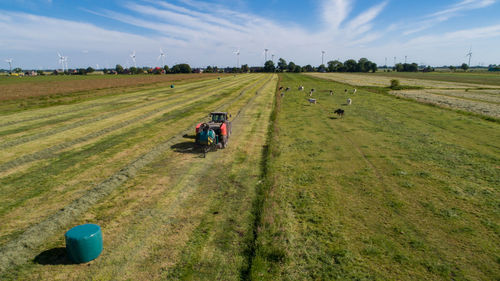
<box><xmin>65</xmin><ymin>224</ymin><xmax>103</xmax><ymax>263</ymax></box>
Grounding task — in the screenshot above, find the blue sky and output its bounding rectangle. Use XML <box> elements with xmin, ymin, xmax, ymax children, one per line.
<box><xmin>1</xmin><ymin>0</ymin><xmax>500</xmax><ymax>69</ymax></box>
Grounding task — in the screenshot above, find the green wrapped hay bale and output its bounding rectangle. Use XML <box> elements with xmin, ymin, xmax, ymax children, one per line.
<box><xmin>170</xmin><ymin>84</ymin><xmax>175</xmax><ymax>88</ymax></box>
<box><xmin>65</xmin><ymin>224</ymin><xmax>103</xmax><ymax>263</ymax></box>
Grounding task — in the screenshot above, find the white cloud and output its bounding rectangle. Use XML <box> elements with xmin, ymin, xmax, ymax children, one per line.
<box><xmin>322</xmin><ymin>0</ymin><xmax>352</xmax><ymax>31</ymax></box>
<box><xmin>1</xmin><ymin>0</ymin><xmax>499</xmax><ymax>68</ymax></box>
<box><xmin>402</xmin><ymin>0</ymin><xmax>497</xmax><ymax>35</ymax></box>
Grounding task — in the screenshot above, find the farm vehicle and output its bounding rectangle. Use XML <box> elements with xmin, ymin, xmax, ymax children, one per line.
<box><xmin>195</xmin><ymin>112</ymin><xmax>232</xmax><ymax>157</ymax></box>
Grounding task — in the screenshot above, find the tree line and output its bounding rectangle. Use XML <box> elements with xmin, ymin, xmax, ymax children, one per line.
<box><xmin>257</xmin><ymin>57</ymin><xmax>378</xmax><ymax>73</ymax></box>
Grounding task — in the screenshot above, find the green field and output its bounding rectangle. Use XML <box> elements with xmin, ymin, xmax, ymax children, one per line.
<box><xmin>0</xmin><ymin>72</ymin><xmax>498</xmax><ymax>280</ymax></box>
<box><xmin>251</xmin><ymin>73</ymin><xmax>499</xmax><ymax>280</ymax></box>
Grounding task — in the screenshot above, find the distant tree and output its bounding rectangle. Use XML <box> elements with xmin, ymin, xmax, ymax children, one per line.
<box><xmin>449</xmin><ymin>65</ymin><xmax>456</xmax><ymax>71</ymax></box>
<box><xmin>129</xmin><ymin>67</ymin><xmax>138</xmax><ymax>74</ymax></box>
<box><xmin>115</xmin><ymin>64</ymin><xmax>124</xmax><ymax>74</ymax></box>
<box><xmin>36</xmin><ymin>70</ymin><xmax>44</xmax><ymax>76</ymax></box>
<box><xmin>461</xmin><ymin>63</ymin><xmax>469</xmax><ymax>71</ymax></box>
<box><xmin>77</xmin><ymin>68</ymin><xmax>87</xmax><ymax>75</ymax></box>
<box><xmin>163</xmin><ymin>65</ymin><xmax>169</xmax><ymax>73</ymax></box>
<box><xmin>327</xmin><ymin>60</ymin><xmax>343</xmax><ymax>72</ymax></box>
<box><xmin>264</xmin><ymin>60</ymin><xmax>275</xmax><ymax>72</ymax></box>
<box><xmin>277</xmin><ymin>58</ymin><xmax>287</xmax><ymax>72</ymax></box>
<box><xmin>102</xmin><ymin>68</ymin><xmax>108</xmax><ymax>74</ymax></box>
<box><xmin>294</xmin><ymin>65</ymin><xmax>302</xmax><ymax>73</ymax></box>
<box><xmin>488</xmin><ymin>64</ymin><xmax>500</xmax><ymax>71</ymax></box>
<box><xmin>357</xmin><ymin>58</ymin><xmax>370</xmax><ymax>72</ymax></box>
<box><xmin>390</xmin><ymin>79</ymin><xmax>400</xmax><ymax>89</ymax></box>
<box><xmin>241</xmin><ymin>64</ymin><xmax>249</xmax><ymax>73</ymax></box>
<box><xmin>303</xmin><ymin>64</ymin><xmax>314</xmax><ymax>72</ymax></box>
<box><xmin>408</xmin><ymin>63</ymin><xmax>418</xmax><ymax>72</ymax></box>
<box><xmin>422</xmin><ymin>66</ymin><xmax>434</xmax><ymax>72</ymax></box>
<box><xmin>13</xmin><ymin>67</ymin><xmax>22</xmax><ymax>73</ymax></box>
<box><xmin>204</xmin><ymin>66</ymin><xmax>213</xmax><ymax>73</ymax></box>
<box><xmin>287</xmin><ymin>61</ymin><xmax>296</xmax><ymax>72</ymax></box>
<box><xmin>369</xmin><ymin>62</ymin><xmax>378</xmax><ymax>72</ymax></box>
<box><xmin>317</xmin><ymin>64</ymin><xmax>327</xmax><ymax>72</ymax></box>
<box><xmin>171</xmin><ymin>63</ymin><xmax>192</xmax><ymax>73</ymax></box>
<box><xmin>343</xmin><ymin>59</ymin><xmax>357</xmax><ymax>72</ymax></box>
<box><xmin>86</xmin><ymin>67</ymin><xmax>95</xmax><ymax>74</ymax></box>
<box><xmin>393</xmin><ymin>63</ymin><xmax>417</xmax><ymax>72</ymax></box>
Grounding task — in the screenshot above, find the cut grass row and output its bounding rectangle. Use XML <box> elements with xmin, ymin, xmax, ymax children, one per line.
<box><xmin>0</xmin><ymin>75</ymin><xmax>243</xmax><ymax>133</ymax></box>
<box><xmin>0</xmin><ymin>74</ymin><xmax>274</xmax><ymax>273</ymax></box>
<box><xmin>0</xmin><ymin>74</ymin><xmax>268</xmax><ymax>228</ymax></box>
<box><xmin>251</xmin><ymin>73</ymin><xmax>499</xmax><ymax>280</ymax></box>
<box><xmin>0</xmin><ymin>75</ymin><xmax>253</xmax><ymax>149</ymax></box>
<box><xmin>372</xmin><ymin>71</ymin><xmax>500</xmax><ymax>86</ymax></box>
<box><xmin>0</xmin><ymin>73</ymin><xmax>224</xmax><ymax>108</ymax></box>
<box><xmin>0</xmin><ymin>75</ymin><xmax>259</xmax><ymax>171</ymax></box>
<box><xmin>2</xmin><ymin>74</ymin><xmax>278</xmax><ymax>280</ymax></box>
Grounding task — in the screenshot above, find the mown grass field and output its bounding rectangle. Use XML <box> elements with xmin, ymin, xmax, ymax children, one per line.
<box><xmin>251</xmin><ymin>73</ymin><xmax>499</xmax><ymax>280</ymax></box>
<box><xmin>371</xmin><ymin>71</ymin><xmax>500</xmax><ymax>86</ymax></box>
<box><xmin>0</xmin><ymin>74</ymin><xmax>224</xmax><ymax>114</ymax></box>
<box><xmin>0</xmin><ymin>73</ymin><xmax>278</xmax><ymax>280</ymax></box>
<box><xmin>308</xmin><ymin>72</ymin><xmax>500</xmax><ymax>120</ymax></box>
<box><xmin>1</xmin><ymin>71</ymin><xmax>499</xmax><ymax>280</ymax></box>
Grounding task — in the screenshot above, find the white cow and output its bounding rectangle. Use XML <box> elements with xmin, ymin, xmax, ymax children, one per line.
<box><xmin>347</xmin><ymin>98</ymin><xmax>352</xmax><ymax>105</ymax></box>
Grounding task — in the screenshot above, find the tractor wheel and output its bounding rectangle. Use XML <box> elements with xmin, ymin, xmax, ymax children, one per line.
<box><xmin>222</xmin><ymin>136</ymin><xmax>228</xmax><ymax>148</ymax></box>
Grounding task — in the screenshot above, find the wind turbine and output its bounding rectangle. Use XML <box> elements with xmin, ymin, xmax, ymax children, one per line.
<box><xmin>158</xmin><ymin>48</ymin><xmax>166</xmax><ymax>66</ymax></box>
<box><xmin>321</xmin><ymin>51</ymin><xmax>325</xmax><ymax>65</ymax></box>
<box><xmin>5</xmin><ymin>58</ymin><xmax>13</xmax><ymax>73</ymax></box>
<box><xmin>130</xmin><ymin>50</ymin><xmax>137</xmax><ymax>68</ymax></box>
<box><xmin>466</xmin><ymin>48</ymin><xmax>472</xmax><ymax>67</ymax></box>
<box><xmin>264</xmin><ymin>48</ymin><xmax>268</xmax><ymax>62</ymax></box>
<box><xmin>271</xmin><ymin>54</ymin><xmax>275</xmax><ymax>63</ymax></box>
<box><xmin>233</xmin><ymin>48</ymin><xmax>240</xmax><ymax>68</ymax></box>
<box><xmin>58</xmin><ymin>52</ymin><xmax>67</xmax><ymax>72</ymax></box>
<box><xmin>64</xmin><ymin>56</ymin><xmax>69</xmax><ymax>72</ymax></box>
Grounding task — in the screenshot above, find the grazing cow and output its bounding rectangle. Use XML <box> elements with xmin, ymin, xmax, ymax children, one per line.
<box><xmin>279</xmin><ymin>86</ymin><xmax>283</xmax><ymax>91</ymax></box>
<box><xmin>347</xmin><ymin>98</ymin><xmax>352</xmax><ymax>105</ymax></box>
<box><xmin>311</xmin><ymin>88</ymin><xmax>315</xmax><ymax>92</ymax></box>
<box><xmin>298</xmin><ymin>86</ymin><xmax>304</xmax><ymax>91</ymax></box>
<box><xmin>309</xmin><ymin>91</ymin><xmax>313</xmax><ymax>97</ymax></box>
<box><xmin>329</xmin><ymin>90</ymin><xmax>333</xmax><ymax>95</ymax></box>
<box><xmin>344</xmin><ymin>89</ymin><xmax>348</xmax><ymax>93</ymax></box>
<box><xmin>308</xmin><ymin>98</ymin><xmax>317</xmax><ymax>104</ymax></box>
<box><xmin>285</xmin><ymin>87</ymin><xmax>290</xmax><ymax>92</ymax></box>
<box><xmin>280</xmin><ymin>92</ymin><xmax>285</xmax><ymax>98</ymax></box>
<box><xmin>353</xmin><ymin>88</ymin><xmax>357</xmax><ymax>94</ymax></box>
<box><xmin>334</xmin><ymin>108</ymin><xmax>345</xmax><ymax>117</ymax></box>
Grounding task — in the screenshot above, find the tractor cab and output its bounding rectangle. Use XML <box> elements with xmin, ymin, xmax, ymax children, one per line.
<box><xmin>210</xmin><ymin>112</ymin><xmax>230</xmax><ymax>123</ymax></box>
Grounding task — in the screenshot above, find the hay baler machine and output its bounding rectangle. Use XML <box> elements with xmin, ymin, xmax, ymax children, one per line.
<box><xmin>195</xmin><ymin>112</ymin><xmax>232</xmax><ymax>157</ymax></box>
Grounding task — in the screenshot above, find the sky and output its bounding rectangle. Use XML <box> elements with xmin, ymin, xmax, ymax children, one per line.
<box><xmin>1</xmin><ymin>0</ymin><xmax>500</xmax><ymax>69</ymax></box>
